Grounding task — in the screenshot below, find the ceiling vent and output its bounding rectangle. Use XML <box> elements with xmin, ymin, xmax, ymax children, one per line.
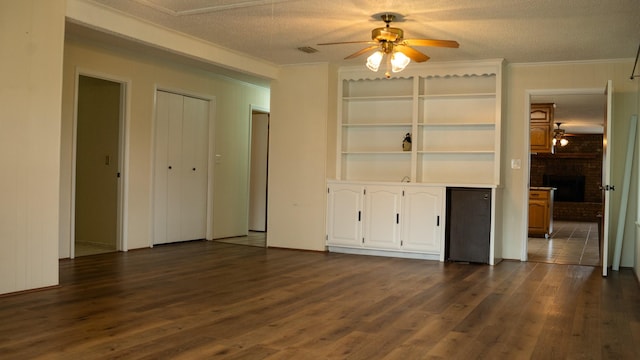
<box><xmin>297</xmin><ymin>46</ymin><xmax>319</xmax><ymax>54</ymax></box>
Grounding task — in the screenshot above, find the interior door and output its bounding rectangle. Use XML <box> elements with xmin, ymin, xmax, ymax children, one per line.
<box><xmin>601</xmin><ymin>80</ymin><xmax>613</xmax><ymax>277</ymax></box>
<box><xmin>154</xmin><ymin>91</ymin><xmax>208</xmax><ymax>245</ymax></box>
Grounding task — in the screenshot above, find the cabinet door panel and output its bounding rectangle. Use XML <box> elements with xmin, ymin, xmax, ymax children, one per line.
<box><xmin>327</xmin><ymin>184</ymin><xmax>363</xmax><ymax>246</ymax></box>
<box><xmin>363</xmin><ymin>186</ymin><xmax>401</xmax><ymax>249</ymax></box>
<box><xmin>402</xmin><ymin>187</ymin><xmax>444</xmax><ymax>252</ymax></box>
<box><xmin>530</xmin><ymin>104</ymin><xmax>554</xmax><ymax>153</ymax></box>
<box><xmin>528</xmin><ymin>200</ymin><xmax>547</xmax><ymax>233</ymax></box>
<box><xmin>530</xmin><ymin>124</ymin><xmax>551</xmax><ymax>152</ymax></box>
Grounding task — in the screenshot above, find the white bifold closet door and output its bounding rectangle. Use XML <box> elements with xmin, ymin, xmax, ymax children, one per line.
<box><xmin>154</xmin><ymin>91</ymin><xmax>209</xmax><ymax>245</ymax></box>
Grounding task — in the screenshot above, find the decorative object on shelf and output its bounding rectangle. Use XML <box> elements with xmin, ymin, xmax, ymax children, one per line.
<box><xmin>553</xmin><ymin>122</ymin><xmax>569</xmax><ymax>147</ymax></box>
<box><xmin>318</xmin><ymin>13</ymin><xmax>458</xmax><ymax>78</ymax></box>
<box><xmin>402</xmin><ymin>132</ymin><xmax>412</xmax><ymax>151</ymax></box>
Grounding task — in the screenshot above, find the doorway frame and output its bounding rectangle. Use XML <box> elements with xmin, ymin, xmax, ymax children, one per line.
<box><xmin>521</xmin><ymin>87</ymin><xmax>606</xmax><ymax>261</ymax></box>
<box><xmin>151</xmin><ymin>86</ymin><xmax>217</xmax><ymax>245</ymax></box>
<box><xmin>247</xmin><ymin>105</ymin><xmax>270</xmax><ymax>243</ymax></box>
<box><xmin>70</xmin><ymin>69</ymin><xmax>131</xmax><ymax>258</ymax></box>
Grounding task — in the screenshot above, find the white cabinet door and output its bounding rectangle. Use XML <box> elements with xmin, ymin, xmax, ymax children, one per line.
<box><xmin>154</xmin><ymin>91</ymin><xmax>208</xmax><ymax>245</ymax></box>
<box><xmin>363</xmin><ymin>186</ymin><xmax>402</xmax><ymax>249</ymax></box>
<box><xmin>401</xmin><ymin>187</ymin><xmax>444</xmax><ymax>253</ymax></box>
<box><xmin>327</xmin><ymin>183</ymin><xmax>363</xmax><ymax>247</ymax></box>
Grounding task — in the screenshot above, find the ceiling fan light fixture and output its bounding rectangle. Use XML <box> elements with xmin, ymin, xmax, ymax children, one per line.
<box><xmin>366</xmin><ymin>51</ymin><xmax>384</xmax><ymax>72</ymax></box>
<box><xmin>553</xmin><ymin>122</ymin><xmax>569</xmax><ymax>147</ymax></box>
<box><xmin>318</xmin><ymin>13</ymin><xmax>458</xmax><ymax>75</ymax></box>
<box><xmin>391</xmin><ymin>51</ymin><xmax>410</xmax><ymax>72</ymax></box>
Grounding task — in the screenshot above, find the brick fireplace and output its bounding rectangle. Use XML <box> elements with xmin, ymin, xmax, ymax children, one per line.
<box><xmin>530</xmin><ymin>134</ymin><xmax>603</xmax><ymax>221</ymax></box>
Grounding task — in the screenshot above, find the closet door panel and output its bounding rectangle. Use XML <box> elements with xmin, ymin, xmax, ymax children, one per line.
<box><xmin>166</xmin><ymin>93</ymin><xmax>184</xmax><ymax>243</ymax></box>
<box><xmin>153</xmin><ymin>91</ymin><xmax>171</xmax><ymax>244</ymax></box>
<box><xmin>181</xmin><ymin>96</ymin><xmax>208</xmax><ymax>240</ymax></box>
<box><xmin>154</xmin><ymin>91</ymin><xmax>209</xmax><ymax>245</ymax></box>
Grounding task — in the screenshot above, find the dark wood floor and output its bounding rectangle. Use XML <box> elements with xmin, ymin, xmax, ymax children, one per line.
<box><xmin>1</xmin><ymin>241</ymin><xmax>639</xmax><ymax>359</ymax></box>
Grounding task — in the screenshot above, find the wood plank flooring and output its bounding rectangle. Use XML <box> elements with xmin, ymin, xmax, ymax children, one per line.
<box><xmin>1</xmin><ymin>241</ymin><xmax>639</xmax><ymax>359</ymax></box>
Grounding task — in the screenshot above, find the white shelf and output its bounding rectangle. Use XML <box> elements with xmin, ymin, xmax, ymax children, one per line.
<box><xmin>418</xmin><ymin>123</ymin><xmax>495</xmax><ymax>127</ymax></box>
<box><xmin>419</xmin><ymin>92</ymin><xmax>495</xmax><ymax>99</ymax></box>
<box><xmin>344</xmin><ymin>95</ymin><xmax>414</xmax><ymax>101</ymax></box>
<box><xmin>343</xmin><ymin>123</ymin><xmax>413</xmax><ymax>127</ymax></box>
<box><xmin>418</xmin><ymin>150</ymin><xmax>495</xmax><ymax>154</ymax></box>
<box><xmin>343</xmin><ymin>151</ymin><xmax>412</xmax><ymax>155</ymax></box>
<box><xmin>336</xmin><ymin>60</ymin><xmax>503</xmax><ymax>185</ymax></box>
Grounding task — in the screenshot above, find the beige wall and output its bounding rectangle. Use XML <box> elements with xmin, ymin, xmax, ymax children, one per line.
<box><xmin>60</xmin><ymin>39</ymin><xmax>270</xmax><ymax>257</ymax></box>
<box><xmin>502</xmin><ymin>61</ymin><xmax>639</xmax><ymax>266</ymax></box>
<box><xmin>0</xmin><ymin>0</ymin><xmax>65</xmax><ymax>294</ymax></box>
<box><xmin>268</xmin><ymin>64</ymin><xmax>337</xmax><ymax>251</ymax></box>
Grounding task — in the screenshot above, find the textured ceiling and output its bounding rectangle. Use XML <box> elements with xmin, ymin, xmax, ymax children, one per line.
<box><xmin>87</xmin><ymin>0</ymin><xmax>639</xmax><ymax>66</ymax></box>
<box><xmin>73</xmin><ymin>0</ymin><xmax>640</xmax><ymax>133</ymax></box>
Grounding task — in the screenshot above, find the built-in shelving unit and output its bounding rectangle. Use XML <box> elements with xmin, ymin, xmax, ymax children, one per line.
<box><xmin>340</xmin><ymin>77</ymin><xmax>414</xmax><ymax>182</ymax></box>
<box><xmin>329</xmin><ymin>60</ymin><xmax>504</xmax><ymax>265</ymax></box>
<box><xmin>336</xmin><ymin>59</ymin><xmax>504</xmax><ymax>186</ymax></box>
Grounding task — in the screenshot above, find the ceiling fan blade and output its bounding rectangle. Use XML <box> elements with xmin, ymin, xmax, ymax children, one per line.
<box><xmin>317</xmin><ymin>40</ymin><xmax>376</xmax><ymax>46</ymax></box>
<box><xmin>344</xmin><ymin>45</ymin><xmax>380</xmax><ymax>60</ymax></box>
<box><xmin>395</xmin><ymin>45</ymin><xmax>430</xmax><ymax>62</ymax></box>
<box><xmin>403</xmin><ymin>39</ymin><xmax>459</xmax><ymax>48</ymax></box>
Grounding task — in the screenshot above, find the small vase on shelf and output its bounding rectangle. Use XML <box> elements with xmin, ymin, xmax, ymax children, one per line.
<box><xmin>402</xmin><ymin>133</ymin><xmax>412</xmax><ymax>151</ymax></box>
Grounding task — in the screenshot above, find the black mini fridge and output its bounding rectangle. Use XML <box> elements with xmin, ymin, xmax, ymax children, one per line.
<box><xmin>445</xmin><ymin>187</ymin><xmax>491</xmax><ymax>264</ymax></box>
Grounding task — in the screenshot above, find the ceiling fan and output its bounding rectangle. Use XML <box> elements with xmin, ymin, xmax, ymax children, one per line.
<box><xmin>318</xmin><ymin>13</ymin><xmax>459</xmax><ymax>77</ymax></box>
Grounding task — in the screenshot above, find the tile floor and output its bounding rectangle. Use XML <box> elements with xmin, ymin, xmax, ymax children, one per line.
<box><xmin>527</xmin><ymin>220</ymin><xmax>600</xmax><ymax>266</ymax></box>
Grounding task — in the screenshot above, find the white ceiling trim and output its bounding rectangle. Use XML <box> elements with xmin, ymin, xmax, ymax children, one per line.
<box><xmin>132</xmin><ymin>0</ymin><xmax>296</xmax><ymax>16</ymax></box>
<box><xmin>66</xmin><ymin>0</ymin><xmax>280</xmax><ymax>79</ymax></box>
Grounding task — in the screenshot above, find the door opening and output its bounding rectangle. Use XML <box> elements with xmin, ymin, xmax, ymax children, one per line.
<box><xmin>73</xmin><ymin>75</ymin><xmax>125</xmax><ymax>257</ymax></box>
<box><xmin>525</xmin><ymin>89</ymin><xmax>609</xmax><ymax>268</ymax></box>
<box><xmin>248</xmin><ymin>108</ymin><xmax>269</xmax><ymax>247</ymax></box>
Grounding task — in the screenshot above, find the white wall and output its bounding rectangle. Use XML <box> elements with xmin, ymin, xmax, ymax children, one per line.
<box><xmin>60</xmin><ymin>39</ymin><xmax>270</xmax><ymax>257</ymax></box>
<box><xmin>502</xmin><ymin>60</ymin><xmax>639</xmax><ymax>267</ymax></box>
<box><xmin>268</xmin><ymin>64</ymin><xmax>337</xmax><ymax>251</ymax></box>
<box><xmin>0</xmin><ymin>0</ymin><xmax>65</xmax><ymax>294</ymax></box>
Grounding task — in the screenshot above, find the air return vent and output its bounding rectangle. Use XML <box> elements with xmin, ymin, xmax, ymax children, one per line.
<box><xmin>297</xmin><ymin>46</ymin><xmax>319</xmax><ymax>54</ymax></box>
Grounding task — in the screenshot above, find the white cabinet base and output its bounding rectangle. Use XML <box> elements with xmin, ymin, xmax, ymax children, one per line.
<box><xmin>326</xmin><ymin>181</ymin><xmax>444</xmax><ymax>261</ymax></box>
<box><xmin>327</xmin><ymin>246</ymin><xmax>440</xmax><ymax>261</ymax></box>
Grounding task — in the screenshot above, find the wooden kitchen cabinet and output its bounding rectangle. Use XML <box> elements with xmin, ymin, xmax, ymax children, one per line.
<box><xmin>528</xmin><ymin>188</ymin><xmax>554</xmax><ymax>238</ymax></box>
<box><xmin>530</xmin><ymin>103</ymin><xmax>554</xmax><ymax>153</ymax></box>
